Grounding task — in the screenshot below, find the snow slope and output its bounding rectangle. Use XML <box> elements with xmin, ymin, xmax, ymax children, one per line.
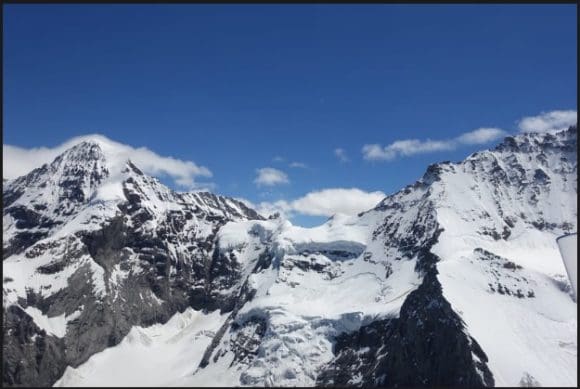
<box><xmin>431</xmin><ymin>129</ymin><xmax>577</xmax><ymax>386</ymax></box>
<box><xmin>54</xmin><ymin>309</ymin><xmax>226</xmax><ymax>387</ymax></box>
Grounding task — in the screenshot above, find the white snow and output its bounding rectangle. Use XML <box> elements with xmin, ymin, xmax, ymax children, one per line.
<box><xmin>22</xmin><ymin>306</ymin><xmax>83</xmax><ymax>338</ymax></box>
<box><xmin>431</xmin><ymin>134</ymin><xmax>578</xmax><ymax>387</ymax></box>
<box><xmin>437</xmin><ymin>255</ymin><xmax>577</xmax><ymax>387</ymax></box>
<box><xmin>3</xmin><ymin>246</ymin><xmax>91</xmax><ymax>305</ymax></box>
<box><xmin>54</xmin><ymin>308</ymin><xmax>226</xmax><ymax>387</ymax></box>
<box><xmin>91</xmin><ymin>180</ymin><xmax>125</xmax><ymax>203</ymax></box>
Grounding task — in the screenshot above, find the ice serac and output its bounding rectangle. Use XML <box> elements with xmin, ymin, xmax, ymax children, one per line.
<box><xmin>3</xmin><ymin>127</ymin><xmax>577</xmax><ymax>387</ymax></box>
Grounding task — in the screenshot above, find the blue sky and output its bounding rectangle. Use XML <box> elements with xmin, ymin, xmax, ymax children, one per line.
<box><xmin>3</xmin><ymin>4</ymin><xmax>577</xmax><ymax>226</ymax></box>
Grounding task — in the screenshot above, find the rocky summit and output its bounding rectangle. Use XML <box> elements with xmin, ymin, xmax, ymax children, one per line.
<box><xmin>2</xmin><ymin>127</ymin><xmax>577</xmax><ymax>387</ymax></box>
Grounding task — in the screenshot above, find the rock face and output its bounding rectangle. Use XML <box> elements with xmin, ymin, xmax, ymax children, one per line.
<box><xmin>3</xmin><ymin>127</ymin><xmax>577</xmax><ymax>387</ymax></box>
<box><xmin>3</xmin><ymin>140</ymin><xmax>264</xmax><ymax>386</ymax></box>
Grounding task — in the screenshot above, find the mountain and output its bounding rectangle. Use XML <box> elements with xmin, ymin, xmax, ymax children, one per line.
<box><xmin>2</xmin><ymin>140</ymin><xmax>263</xmax><ymax>386</ymax></box>
<box><xmin>2</xmin><ymin>127</ymin><xmax>577</xmax><ymax>387</ymax></box>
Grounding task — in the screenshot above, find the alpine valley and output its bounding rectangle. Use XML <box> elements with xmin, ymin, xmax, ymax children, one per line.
<box><xmin>2</xmin><ymin>126</ymin><xmax>577</xmax><ymax>387</ymax></box>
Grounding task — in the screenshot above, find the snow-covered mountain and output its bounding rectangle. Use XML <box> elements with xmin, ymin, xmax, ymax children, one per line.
<box><xmin>3</xmin><ymin>127</ymin><xmax>577</xmax><ymax>387</ymax></box>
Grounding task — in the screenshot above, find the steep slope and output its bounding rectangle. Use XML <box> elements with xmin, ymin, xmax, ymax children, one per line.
<box><xmin>431</xmin><ymin>128</ymin><xmax>577</xmax><ymax>386</ymax></box>
<box><xmin>4</xmin><ymin>127</ymin><xmax>577</xmax><ymax>387</ymax></box>
<box><xmin>2</xmin><ymin>140</ymin><xmax>263</xmax><ymax>387</ymax></box>
<box><xmin>320</xmin><ymin>126</ymin><xmax>577</xmax><ymax>387</ymax></box>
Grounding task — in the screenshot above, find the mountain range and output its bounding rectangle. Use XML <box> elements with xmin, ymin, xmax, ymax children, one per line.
<box><xmin>2</xmin><ymin>126</ymin><xmax>577</xmax><ymax>387</ymax></box>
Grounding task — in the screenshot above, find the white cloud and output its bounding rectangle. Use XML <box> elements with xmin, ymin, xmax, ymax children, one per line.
<box><xmin>289</xmin><ymin>162</ymin><xmax>308</xmax><ymax>169</ymax></box>
<box><xmin>2</xmin><ymin>134</ymin><xmax>212</xmax><ymax>189</ymax></box>
<box><xmin>273</xmin><ymin>156</ymin><xmax>285</xmax><ymax>163</ymax></box>
<box><xmin>455</xmin><ymin>127</ymin><xmax>506</xmax><ymax>145</ymax></box>
<box><xmin>334</xmin><ymin>148</ymin><xmax>349</xmax><ymax>162</ymax></box>
<box><xmin>362</xmin><ymin>139</ymin><xmax>454</xmax><ymax>160</ymax></box>
<box><xmin>254</xmin><ymin>167</ymin><xmax>289</xmax><ymax>187</ymax></box>
<box><xmin>291</xmin><ymin>188</ymin><xmax>386</xmax><ymax>217</ymax></box>
<box><xmin>3</xmin><ymin>145</ymin><xmax>66</xmax><ymax>179</ymax></box>
<box><xmin>362</xmin><ymin>127</ymin><xmax>506</xmax><ymax>161</ymax></box>
<box><xmin>517</xmin><ymin>110</ymin><xmax>577</xmax><ymax>133</ymax></box>
<box><xmin>253</xmin><ymin>188</ymin><xmax>386</xmax><ymax>219</ymax></box>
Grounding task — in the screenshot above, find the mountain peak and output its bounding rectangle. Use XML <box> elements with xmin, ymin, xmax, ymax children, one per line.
<box><xmin>50</xmin><ymin>140</ymin><xmax>107</xmax><ymax>170</ymax></box>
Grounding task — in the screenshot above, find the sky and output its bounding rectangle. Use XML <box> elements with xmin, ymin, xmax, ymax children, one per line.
<box><xmin>3</xmin><ymin>4</ymin><xmax>578</xmax><ymax>226</ymax></box>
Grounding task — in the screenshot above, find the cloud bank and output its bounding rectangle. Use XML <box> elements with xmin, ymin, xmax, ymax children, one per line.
<box><xmin>3</xmin><ymin>134</ymin><xmax>212</xmax><ymax>189</ymax></box>
<box><xmin>362</xmin><ymin>127</ymin><xmax>506</xmax><ymax>161</ymax></box>
<box><xmin>517</xmin><ymin>110</ymin><xmax>577</xmax><ymax>133</ymax></box>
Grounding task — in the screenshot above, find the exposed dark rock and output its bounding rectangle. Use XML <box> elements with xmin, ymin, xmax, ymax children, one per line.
<box><xmin>2</xmin><ymin>305</ymin><xmax>66</xmax><ymax>387</ymax></box>
<box><xmin>317</xmin><ymin>227</ymin><xmax>493</xmax><ymax>387</ymax></box>
<box><xmin>317</xmin><ymin>270</ymin><xmax>493</xmax><ymax>387</ymax></box>
<box><xmin>317</xmin><ymin>238</ymin><xmax>494</xmax><ymax>387</ymax></box>
<box><xmin>231</xmin><ymin>316</ymin><xmax>268</xmax><ymax>365</ymax></box>
<box><xmin>198</xmin><ymin>250</ymin><xmax>274</xmax><ymax>369</ymax></box>
<box><xmin>3</xmin><ymin>231</ymin><xmax>48</xmax><ymax>259</ymax></box>
<box><xmin>519</xmin><ymin>372</ymin><xmax>541</xmax><ymax>387</ymax></box>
